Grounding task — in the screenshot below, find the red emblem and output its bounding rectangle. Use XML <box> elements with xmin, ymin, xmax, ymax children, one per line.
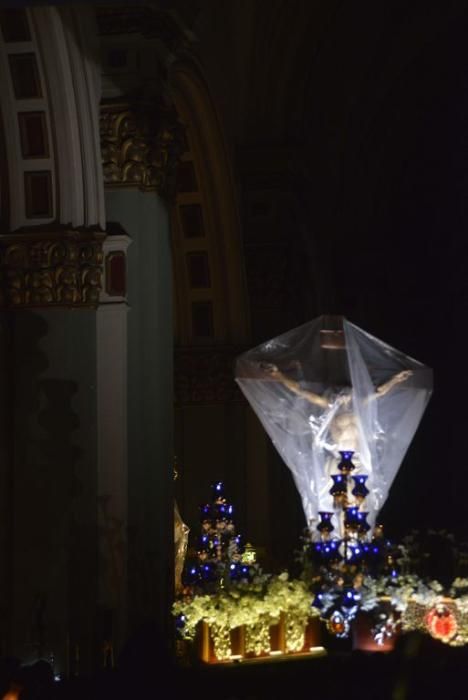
<box><xmin>327</xmin><ymin>611</ymin><xmax>349</xmax><ymax>638</ymax></box>
<box><xmin>425</xmin><ymin>605</ymin><xmax>457</xmax><ymax>643</ymax></box>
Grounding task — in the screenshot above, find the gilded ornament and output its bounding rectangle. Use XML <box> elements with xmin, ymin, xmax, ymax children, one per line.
<box><xmin>284</xmin><ymin>613</ymin><xmax>307</xmax><ymax>652</ymax></box>
<box><xmin>100</xmin><ymin>101</ymin><xmax>185</xmax><ymax>199</ymax></box>
<box><xmin>210</xmin><ymin>624</ymin><xmax>231</xmax><ymax>661</ymax></box>
<box><xmin>241</xmin><ymin>543</ymin><xmax>257</xmax><ymax>565</ymax></box>
<box><xmin>0</xmin><ymin>233</ymin><xmax>104</xmax><ymax>308</ymax></box>
<box><xmin>245</xmin><ymin>619</ymin><xmax>271</xmax><ymax>656</ymax></box>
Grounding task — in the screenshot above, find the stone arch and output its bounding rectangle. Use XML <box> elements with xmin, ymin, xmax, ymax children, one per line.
<box><xmin>0</xmin><ymin>6</ymin><xmax>104</xmax><ymax>232</ymax></box>
<box><xmin>169</xmin><ymin>58</ymin><xmax>274</xmax><ymax>564</ymax></box>
<box><xmin>170</xmin><ymin>58</ymin><xmax>249</xmax><ymax>346</ymax></box>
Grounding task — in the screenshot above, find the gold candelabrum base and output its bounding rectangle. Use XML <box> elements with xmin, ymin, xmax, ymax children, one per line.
<box><xmin>196</xmin><ymin>614</ymin><xmax>324</xmax><ymax>664</ymax></box>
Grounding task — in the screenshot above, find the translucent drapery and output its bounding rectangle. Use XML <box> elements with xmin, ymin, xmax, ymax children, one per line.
<box><xmin>236</xmin><ymin>316</ymin><xmax>432</xmax><ymax>537</ymax></box>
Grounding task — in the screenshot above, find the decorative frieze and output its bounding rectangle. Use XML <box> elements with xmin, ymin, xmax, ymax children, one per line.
<box><xmin>0</xmin><ymin>231</ymin><xmax>104</xmax><ymax>308</ymax></box>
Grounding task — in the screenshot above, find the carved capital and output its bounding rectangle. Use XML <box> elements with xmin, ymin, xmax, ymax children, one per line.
<box><xmin>100</xmin><ymin>100</ymin><xmax>185</xmax><ymax>198</ymax></box>
<box><xmin>0</xmin><ymin>231</ymin><xmax>104</xmax><ymax>308</ymax></box>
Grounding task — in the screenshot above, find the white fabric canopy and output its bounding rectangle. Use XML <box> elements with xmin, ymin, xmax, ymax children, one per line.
<box><xmin>236</xmin><ymin>316</ymin><xmax>433</xmax><ymax>538</ymax></box>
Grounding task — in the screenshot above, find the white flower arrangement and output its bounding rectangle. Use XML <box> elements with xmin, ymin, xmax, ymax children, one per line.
<box><xmin>174</xmin><ymin>565</ymin><xmax>468</xmax><ymax>655</ymax></box>
<box><xmin>173</xmin><ymin>572</ymin><xmax>319</xmax><ymax>643</ymax></box>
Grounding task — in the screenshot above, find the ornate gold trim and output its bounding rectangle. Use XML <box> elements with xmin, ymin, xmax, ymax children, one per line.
<box><xmin>100</xmin><ymin>101</ymin><xmax>184</xmax><ymax>198</ymax></box>
<box><xmin>0</xmin><ymin>231</ymin><xmax>104</xmax><ymax>308</ymax></box>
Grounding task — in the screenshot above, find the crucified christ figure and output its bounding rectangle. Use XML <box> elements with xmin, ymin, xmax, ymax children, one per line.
<box><xmin>260</xmin><ymin>362</ymin><xmax>412</xmax><ymax>453</ymax></box>
<box><xmin>259</xmin><ymin>362</ymin><xmax>413</xmax><ymax>532</ymax></box>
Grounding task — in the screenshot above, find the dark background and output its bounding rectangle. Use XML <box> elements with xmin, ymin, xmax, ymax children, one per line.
<box><xmin>238</xmin><ymin>1</ymin><xmax>468</xmax><ymax>559</ymax></box>
<box><xmin>298</xmin><ymin>3</ymin><xmax>468</xmax><ymax>539</ymax></box>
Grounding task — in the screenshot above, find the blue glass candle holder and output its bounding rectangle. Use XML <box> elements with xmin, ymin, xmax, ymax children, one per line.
<box><xmin>199</xmin><ymin>503</ymin><xmax>212</xmax><ymax>524</ymax></box>
<box><xmin>365</xmin><ymin>541</ymin><xmax>383</xmax><ymax>569</ymax></box>
<box><xmin>356</xmin><ymin>511</ymin><xmax>371</xmax><ymax>535</ymax></box>
<box><xmin>317</xmin><ymin>511</ymin><xmax>334</xmax><ymax>535</ymax></box>
<box><xmin>313</xmin><ymin>592</ymin><xmax>324</xmax><ymax>610</ymax></box>
<box><xmin>229</xmin><ymin>562</ymin><xmax>241</xmax><ymax>580</ymax></box>
<box><xmin>311</xmin><ymin>541</ymin><xmax>324</xmax><ymax>565</ymax></box>
<box><xmin>184</xmin><ymin>564</ymin><xmax>201</xmax><ymax>585</ymax></box>
<box><xmin>352</xmin><ymin>475</ymin><xmax>369</xmax><ymax>503</ymax></box>
<box><xmin>201</xmin><ymin>562</ymin><xmax>217</xmax><ymax>582</ymax></box>
<box><xmin>175</xmin><ymin>614</ymin><xmax>186</xmax><ymax>631</ymax></box>
<box><xmin>347</xmin><ymin>541</ymin><xmax>364</xmax><ymax>564</ymax></box>
<box><xmin>197</xmin><ymin>534</ymin><xmax>211</xmax><ymax>552</ymax></box>
<box><xmin>214</xmin><ymin>501</ymin><xmax>233</xmax><ymax>519</ymax></box>
<box><xmin>341</xmin><ymin>587</ymin><xmax>361</xmax><ymax>609</ymax></box>
<box><xmin>344</xmin><ymin>506</ymin><xmax>359</xmax><ymax>530</ymax></box>
<box><xmin>212</xmin><ymin>481</ymin><xmax>225</xmax><ymax>499</ymax></box>
<box><xmin>321</xmin><ymin>539</ymin><xmax>342</xmax><ymax>564</ymax></box>
<box><xmin>330</xmin><ymin>474</ymin><xmax>347</xmax><ymax>504</ymax></box>
<box><xmin>229</xmin><ymin>561</ymin><xmax>251</xmax><ymax>581</ymax></box>
<box><xmin>337</xmin><ymin>450</ymin><xmax>356</xmax><ymax>474</ymax></box>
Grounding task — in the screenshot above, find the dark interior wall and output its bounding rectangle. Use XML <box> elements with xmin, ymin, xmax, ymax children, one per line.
<box><xmin>0</xmin><ymin>184</ymin><xmax>174</xmax><ymax>666</ymax></box>
<box><xmin>0</xmin><ymin>309</ymin><xmax>97</xmax><ymax>672</ymax></box>
<box><xmin>0</xmin><ymin>316</ymin><xmax>13</xmax><ymax>657</ymax></box>
<box><xmin>177</xmin><ymin>2</ymin><xmax>448</xmax><ymax>552</ymax></box>
<box><xmin>3</xmin><ymin>6</ymin><xmax>466</xmax><ymax>658</ymax></box>
<box><xmin>187</xmin><ymin>1</ymin><xmax>468</xmax><ymax>544</ymax></box>
<box><xmin>294</xmin><ymin>3</ymin><xmax>468</xmax><ymax>536</ymax></box>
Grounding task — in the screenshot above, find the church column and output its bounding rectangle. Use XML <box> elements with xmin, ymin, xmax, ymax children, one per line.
<box><xmin>96</xmin><ymin>233</ymin><xmax>131</xmax><ymax>658</ymax></box>
<box><xmin>0</xmin><ymin>5</ymin><xmax>108</xmax><ymax>673</ymax></box>
<box><xmin>100</xmin><ymin>98</ymin><xmax>182</xmax><ymax>651</ymax></box>
<box><xmin>0</xmin><ymin>232</ymin><xmax>104</xmax><ymax>674</ymax></box>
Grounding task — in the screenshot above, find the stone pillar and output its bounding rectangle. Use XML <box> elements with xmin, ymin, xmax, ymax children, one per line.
<box><xmin>0</xmin><ymin>233</ymin><xmax>103</xmax><ymax>674</ymax></box>
<box><xmin>96</xmin><ymin>234</ymin><xmax>131</xmax><ymax>659</ymax></box>
<box><xmin>105</xmin><ymin>190</ymin><xmax>174</xmax><ymax>657</ymax></box>
<box><xmin>100</xmin><ymin>95</ymin><xmax>182</xmax><ymax>655</ymax></box>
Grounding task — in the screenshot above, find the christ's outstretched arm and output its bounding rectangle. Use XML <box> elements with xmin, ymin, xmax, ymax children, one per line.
<box><xmin>371</xmin><ymin>370</ymin><xmax>413</xmax><ymax>400</ymax></box>
<box><xmin>259</xmin><ymin>363</ymin><xmax>329</xmax><ymax>408</ymax></box>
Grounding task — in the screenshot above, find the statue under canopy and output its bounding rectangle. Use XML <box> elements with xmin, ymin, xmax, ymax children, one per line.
<box><xmin>236</xmin><ymin>315</ymin><xmax>433</xmax><ymax>539</ymax></box>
